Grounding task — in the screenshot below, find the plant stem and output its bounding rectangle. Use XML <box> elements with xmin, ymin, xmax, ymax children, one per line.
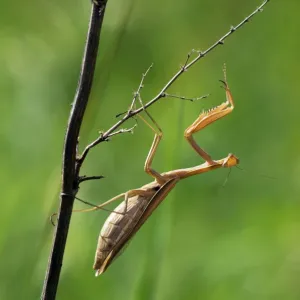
<box><xmin>41</xmin><ymin>2</ymin><xmax>107</xmax><ymax>299</ymax></box>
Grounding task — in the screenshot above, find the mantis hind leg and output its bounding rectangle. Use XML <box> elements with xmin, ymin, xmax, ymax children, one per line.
<box><xmin>50</xmin><ymin>189</ymin><xmax>153</xmax><ymax>225</ymax></box>
<box><xmin>184</xmin><ymin>66</ymin><xmax>235</xmax><ymax>164</ymax></box>
<box><xmin>50</xmin><ymin>193</ymin><xmax>127</xmax><ymax>224</ymax></box>
<box><xmin>73</xmin><ymin>189</ymin><xmax>152</xmax><ymax>214</ymax></box>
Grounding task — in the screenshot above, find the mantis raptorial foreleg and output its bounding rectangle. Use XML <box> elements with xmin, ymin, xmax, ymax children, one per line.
<box><xmin>184</xmin><ymin>68</ymin><xmax>234</xmax><ymax>165</ymax></box>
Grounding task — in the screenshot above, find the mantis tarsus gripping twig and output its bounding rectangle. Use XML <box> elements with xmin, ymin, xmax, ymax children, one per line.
<box><xmin>76</xmin><ymin>67</ymin><xmax>239</xmax><ymax>276</ymax></box>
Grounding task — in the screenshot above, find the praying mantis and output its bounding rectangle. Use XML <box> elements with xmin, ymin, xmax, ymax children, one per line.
<box><xmin>77</xmin><ymin>69</ymin><xmax>239</xmax><ymax>276</ymax></box>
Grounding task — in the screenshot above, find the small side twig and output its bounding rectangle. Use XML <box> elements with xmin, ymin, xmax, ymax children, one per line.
<box><xmin>106</xmin><ymin>124</ymin><xmax>137</xmax><ymax>139</ymax></box>
<box><xmin>162</xmin><ymin>93</ymin><xmax>210</xmax><ymax>102</ymax></box>
<box><xmin>181</xmin><ymin>49</ymin><xmax>197</xmax><ymax>69</ymax></box>
<box><xmin>129</xmin><ymin>63</ymin><xmax>154</xmax><ymax>111</ymax></box>
<box><xmin>78</xmin><ymin>175</ymin><xmax>104</xmax><ymax>184</ymax></box>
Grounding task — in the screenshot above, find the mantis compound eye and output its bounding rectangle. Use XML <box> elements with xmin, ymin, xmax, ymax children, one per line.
<box><xmin>222</xmin><ymin>153</ymin><xmax>239</xmax><ymax>168</ymax></box>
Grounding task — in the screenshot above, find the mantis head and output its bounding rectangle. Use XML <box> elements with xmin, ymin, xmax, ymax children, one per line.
<box><xmin>222</xmin><ymin>153</ymin><xmax>239</xmax><ymax>168</ymax></box>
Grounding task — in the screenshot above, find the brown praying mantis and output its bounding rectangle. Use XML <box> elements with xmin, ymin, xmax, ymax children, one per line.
<box><xmin>76</xmin><ymin>69</ymin><xmax>239</xmax><ymax>276</ymax></box>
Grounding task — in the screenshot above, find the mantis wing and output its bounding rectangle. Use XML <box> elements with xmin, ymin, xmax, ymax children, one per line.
<box><xmin>96</xmin><ymin>177</ymin><xmax>179</xmax><ymax>275</ymax></box>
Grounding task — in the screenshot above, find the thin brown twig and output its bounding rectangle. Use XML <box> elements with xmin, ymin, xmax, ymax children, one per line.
<box><xmin>75</xmin><ymin>0</ymin><xmax>271</xmax><ymax>176</ymax></box>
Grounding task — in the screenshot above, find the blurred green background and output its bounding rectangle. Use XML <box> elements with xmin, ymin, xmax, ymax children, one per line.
<box><xmin>1</xmin><ymin>0</ymin><xmax>300</xmax><ymax>299</ymax></box>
